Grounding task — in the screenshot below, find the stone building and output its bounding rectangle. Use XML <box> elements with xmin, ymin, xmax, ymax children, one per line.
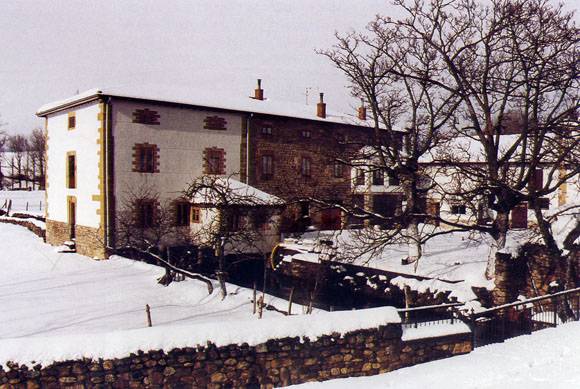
<box><xmin>37</xmin><ymin>82</ymin><xmax>379</xmax><ymax>258</ymax></box>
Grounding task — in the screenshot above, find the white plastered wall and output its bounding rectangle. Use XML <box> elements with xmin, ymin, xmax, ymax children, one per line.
<box><xmin>111</xmin><ymin>99</ymin><xmax>243</xmax><ymax>216</ymax></box>
<box><xmin>46</xmin><ymin>101</ymin><xmax>102</xmax><ymax>228</ymax></box>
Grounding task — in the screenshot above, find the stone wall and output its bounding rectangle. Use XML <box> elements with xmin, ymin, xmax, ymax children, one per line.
<box><xmin>493</xmin><ymin>245</ymin><xmax>579</xmax><ymax>305</ymax></box>
<box><xmin>0</xmin><ymin>325</ymin><xmax>471</xmax><ymax>388</ymax></box>
<box><xmin>46</xmin><ymin>219</ymin><xmax>106</xmax><ymax>259</ymax></box>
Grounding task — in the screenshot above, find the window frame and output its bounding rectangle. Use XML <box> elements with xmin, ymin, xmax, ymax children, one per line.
<box><xmin>67</xmin><ymin>112</ymin><xmax>76</xmax><ymax>130</ymax></box>
<box><xmin>174</xmin><ymin>202</ymin><xmax>191</xmax><ymax>227</ymax></box>
<box><xmin>372</xmin><ymin>169</ymin><xmax>384</xmax><ymax>185</ymax></box>
<box><xmin>300</xmin><ymin>157</ymin><xmax>312</xmax><ymax>178</ymax></box>
<box><xmin>136</xmin><ymin>199</ymin><xmax>156</xmax><ymax>228</ymax></box>
<box><xmin>355</xmin><ymin>169</ymin><xmax>365</xmax><ymax>185</ymax></box>
<box><xmin>261</xmin><ymin>154</ymin><xmax>274</xmax><ymax>179</ymax></box>
<box><xmin>66</xmin><ymin>151</ymin><xmax>76</xmax><ymax>189</ymax></box>
<box><xmin>204</xmin><ymin>147</ymin><xmax>226</xmax><ymax>175</ymax></box>
<box><xmin>333</xmin><ymin>161</ymin><xmax>344</xmax><ymax>178</ymax></box>
<box><xmin>133</xmin><ymin>143</ymin><xmax>159</xmax><ymax>173</ymax></box>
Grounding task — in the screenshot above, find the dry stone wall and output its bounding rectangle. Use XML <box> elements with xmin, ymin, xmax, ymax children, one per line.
<box><xmin>0</xmin><ymin>325</ymin><xmax>471</xmax><ymax>388</ymax></box>
<box><xmin>493</xmin><ymin>244</ymin><xmax>579</xmax><ymax>305</ymax></box>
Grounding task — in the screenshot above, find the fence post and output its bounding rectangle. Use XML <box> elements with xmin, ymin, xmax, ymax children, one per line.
<box><xmin>552</xmin><ymin>296</ymin><xmax>558</xmax><ymax>327</ymax></box>
<box><xmin>469</xmin><ymin>311</ymin><xmax>477</xmax><ymax>349</ymax></box>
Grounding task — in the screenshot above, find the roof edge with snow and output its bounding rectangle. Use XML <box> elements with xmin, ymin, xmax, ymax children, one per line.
<box><xmin>36</xmin><ymin>87</ymin><xmax>396</xmax><ymax>129</ymax></box>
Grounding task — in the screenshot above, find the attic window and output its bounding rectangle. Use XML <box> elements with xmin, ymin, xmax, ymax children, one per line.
<box><xmin>132</xmin><ymin>108</ymin><xmax>160</xmax><ymax>125</ymax></box>
<box><xmin>261</xmin><ymin>126</ymin><xmax>273</xmax><ymax>135</ymax></box>
<box><xmin>68</xmin><ymin>113</ymin><xmax>76</xmax><ymax>130</ymax></box>
<box><xmin>204</xmin><ymin>116</ymin><xmax>227</xmax><ymax>130</ymax></box>
<box><xmin>301</xmin><ymin>129</ymin><xmax>311</xmax><ymax>138</ymax></box>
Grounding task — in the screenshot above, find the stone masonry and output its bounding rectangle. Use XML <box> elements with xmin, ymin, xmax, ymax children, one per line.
<box><xmin>0</xmin><ymin>325</ymin><xmax>471</xmax><ymax>388</ymax></box>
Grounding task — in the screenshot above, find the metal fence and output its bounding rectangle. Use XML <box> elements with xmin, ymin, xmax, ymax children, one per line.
<box><xmin>398</xmin><ymin>302</ymin><xmax>465</xmax><ymax>329</ymax></box>
<box><xmin>468</xmin><ymin>287</ymin><xmax>580</xmax><ymax>348</ymax></box>
<box><xmin>396</xmin><ymin>288</ymin><xmax>580</xmax><ymax>349</ymax></box>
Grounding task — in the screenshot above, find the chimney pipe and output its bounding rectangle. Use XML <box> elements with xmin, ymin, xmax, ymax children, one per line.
<box><xmin>357</xmin><ymin>99</ymin><xmax>367</xmax><ymax>121</ymax></box>
<box><xmin>317</xmin><ymin>92</ymin><xmax>326</xmax><ymax>118</ymax></box>
<box><xmin>254</xmin><ymin>79</ymin><xmax>264</xmax><ymax>100</ymax></box>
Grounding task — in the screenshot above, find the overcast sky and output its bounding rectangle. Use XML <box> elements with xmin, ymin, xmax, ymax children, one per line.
<box><xmin>0</xmin><ymin>0</ymin><xmax>397</xmax><ymax>134</ymax></box>
<box><xmin>1</xmin><ymin>0</ymin><xmax>578</xmax><ymax>135</ymax></box>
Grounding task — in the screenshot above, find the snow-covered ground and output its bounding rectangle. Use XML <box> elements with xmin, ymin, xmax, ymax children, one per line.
<box><xmin>0</xmin><ymin>223</ymin><xmax>324</xmax><ymax>358</ymax></box>
<box><xmin>292</xmin><ymin>321</ymin><xmax>580</xmax><ymax>389</ymax></box>
<box><xmin>0</xmin><ymin>190</ymin><xmax>45</xmax><ymax>216</ymax></box>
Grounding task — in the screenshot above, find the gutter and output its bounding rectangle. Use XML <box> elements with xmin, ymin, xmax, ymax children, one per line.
<box><xmin>246</xmin><ymin>113</ymin><xmax>253</xmax><ymax>184</ymax></box>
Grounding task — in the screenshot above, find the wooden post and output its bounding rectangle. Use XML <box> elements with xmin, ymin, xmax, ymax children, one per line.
<box><xmin>253</xmin><ymin>281</ymin><xmax>257</xmax><ymax>314</ymax></box>
<box><xmin>145</xmin><ymin>304</ymin><xmax>152</xmax><ymax>327</ymax></box>
<box><xmin>26</xmin><ymin>201</ymin><xmax>28</xmax><ymax>211</ymax></box>
<box><xmin>288</xmin><ymin>287</ymin><xmax>295</xmax><ymax>315</ymax></box>
<box><xmin>258</xmin><ymin>296</ymin><xmax>264</xmax><ymax>319</ymax></box>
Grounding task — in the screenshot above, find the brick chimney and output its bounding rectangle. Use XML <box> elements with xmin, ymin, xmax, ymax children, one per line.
<box><xmin>357</xmin><ymin>100</ymin><xmax>367</xmax><ymax>120</ymax></box>
<box><xmin>254</xmin><ymin>79</ymin><xmax>264</xmax><ymax>100</ymax></box>
<box><xmin>317</xmin><ymin>93</ymin><xmax>326</xmax><ymax>118</ymax></box>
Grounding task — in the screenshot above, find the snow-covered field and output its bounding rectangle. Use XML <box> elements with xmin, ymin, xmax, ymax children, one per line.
<box><xmin>0</xmin><ymin>223</ymin><xmax>326</xmax><ymax>365</ymax></box>
<box><xmin>0</xmin><ymin>190</ymin><xmax>45</xmax><ymax>216</ymax></box>
<box><xmin>292</xmin><ymin>321</ymin><xmax>580</xmax><ymax>389</ymax></box>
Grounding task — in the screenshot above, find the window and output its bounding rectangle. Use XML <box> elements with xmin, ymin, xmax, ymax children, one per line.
<box><xmin>226</xmin><ymin>212</ymin><xmax>242</xmax><ymax>231</ymax></box>
<box><xmin>537</xmin><ymin>198</ymin><xmax>550</xmax><ymax>209</ymax></box>
<box><xmin>261</xmin><ymin>126</ymin><xmax>273</xmax><ymax>135</ymax></box>
<box><xmin>355</xmin><ymin>169</ymin><xmax>365</xmax><ymax>185</ymax></box>
<box><xmin>132</xmin><ymin>108</ymin><xmax>160</xmax><ymax>125</ymax></box>
<box><xmin>191</xmin><ymin>207</ymin><xmax>201</xmax><ymax>223</ymax></box>
<box><xmin>203</xmin><ymin>147</ymin><xmax>226</xmax><ymax>175</ymax></box>
<box><xmin>301</xmin><ymin>129</ymin><xmax>311</xmax><ymax>138</ymax></box>
<box><xmin>67</xmin><ymin>112</ymin><xmax>76</xmax><ymax>130</ymax></box>
<box><xmin>301</xmin><ymin>157</ymin><xmax>312</xmax><ymax>177</ymax></box>
<box><xmin>333</xmin><ymin>162</ymin><xmax>344</xmax><ymax>178</ymax></box>
<box><xmin>136</xmin><ymin>200</ymin><xmax>156</xmax><ymax>228</ymax></box>
<box><xmin>133</xmin><ymin>144</ymin><xmax>159</xmax><ymax>173</ymax></box>
<box><xmin>529</xmin><ymin>168</ymin><xmax>544</xmax><ymax>191</ymax></box>
<box><xmin>372</xmin><ymin>169</ymin><xmax>384</xmax><ymax>185</ymax></box>
<box><xmin>203</xmin><ymin>116</ymin><xmax>227</xmax><ymax>130</ymax></box>
<box><xmin>388</xmin><ymin>171</ymin><xmax>400</xmax><ymax>186</ymax></box>
<box><xmin>451</xmin><ymin>204</ymin><xmax>467</xmax><ymax>215</ymax></box>
<box><xmin>175</xmin><ymin>202</ymin><xmax>190</xmax><ymax>226</ymax></box>
<box><xmin>66</xmin><ymin>152</ymin><xmax>76</xmax><ymax>188</ymax></box>
<box><xmin>261</xmin><ymin>155</ymin><xmax>274</xmax><ymax>179</ymax></box>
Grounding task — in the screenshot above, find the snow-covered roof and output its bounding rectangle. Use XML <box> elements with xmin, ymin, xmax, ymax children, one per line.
<box><xmin>190</xmin><ymin>177</ymin><xmax>284</xmax><ymax>206</ymax></box>
<box><xmin>37</xmin><ymin>86</ymin><xmax>377</xmax><ymax>128</ymax></box>
<box><xmin>421</xmin><ymin>135</ymin><xmax>524</xmax><ymax>163</ymax></box>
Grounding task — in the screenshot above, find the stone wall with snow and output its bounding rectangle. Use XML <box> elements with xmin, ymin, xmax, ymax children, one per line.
<box><xmin>0</xmin><ymin>307</ymin><xmax>471</xmax><ymax>388</ymax></box>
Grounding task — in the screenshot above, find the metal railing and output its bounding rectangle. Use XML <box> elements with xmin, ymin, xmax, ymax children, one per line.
<box><xmin>468</xmin><ymin>287</ymin><xmax>580</xmax><ymax>348</ymax></box>
<box><xmin>398</xmin><ymin>302</ymin><xmax>465</xmax><ymax>329</ymax></box>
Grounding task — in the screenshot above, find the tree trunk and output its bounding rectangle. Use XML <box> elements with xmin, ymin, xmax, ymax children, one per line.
<box><xmin>486</xmin><ymin>211</ymin><xmax>509</xmax><ymax>279</ymax></box>
<box><xmin>531</xmin><ymin>201</ymin><xmax>560</xmax><ymax>256</ymax></box>
<box><xmin>217</xmin><ymin>241</ymin><xmax>227</xmax><ymax>300</ymax></box>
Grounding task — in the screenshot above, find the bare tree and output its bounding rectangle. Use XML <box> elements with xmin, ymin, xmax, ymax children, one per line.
<box><xmin>28</xmin><ymin>128</ymin><xmax>46</xmax><ymax>189</ymax></box>
<box><xmin>113</xmin><ymin>185</ymin><xmax>215</xmax><ymax>294</ymax></box>
<box><xmin>183</xmin><ymin>175</ymin><xmax>284</xmax><ymax>299</ymax></box>
<box><xmin>6</xmin><ymin>134</ymin><xmax>28</xmax><ymax>189</ymax></box>
<box><xmin>323</xmin><ymin>0</ymin><xmax>579</xmax><ymax>277</ymax></box>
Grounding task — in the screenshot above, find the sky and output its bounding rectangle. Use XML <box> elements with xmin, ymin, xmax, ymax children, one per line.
<box><xmin>0</xmin><ymin>0</ymin><xmax>396</xmax><ymax>134</ymax></box>
<box><xmin>1</xmin><ymin>0</ymin><xmax>578</xmax><ymax>135</ymax></box>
